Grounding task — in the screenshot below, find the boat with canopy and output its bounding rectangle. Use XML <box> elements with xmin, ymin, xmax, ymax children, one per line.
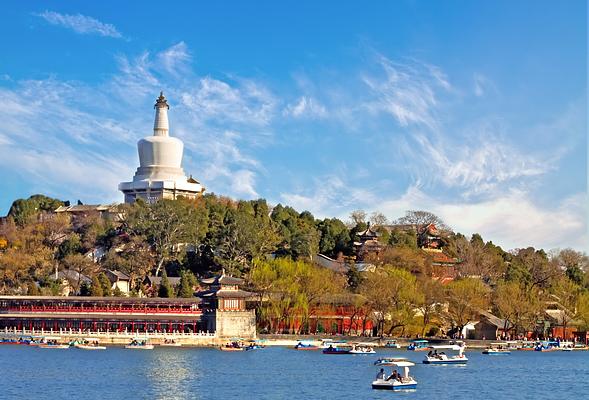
<box><xmin>482</xmin><ymin>342</ymin><xmax>511</xmax><ymax>355</ymax></box>
<box><xmin>372</xmin><ymin>361</ymin><xmax>417</xmax><ymax>390</ymax></box>
<box><xmin>423</xmin><ymin>344</ymin><xmax>468</xmax><ymax>364</ymax></box>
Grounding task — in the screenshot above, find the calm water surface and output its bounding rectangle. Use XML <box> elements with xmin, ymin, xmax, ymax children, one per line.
<box><xmin>1</xmin><ymin>346</ymin><xmax>588</xmax><ymax>399</ymax></box>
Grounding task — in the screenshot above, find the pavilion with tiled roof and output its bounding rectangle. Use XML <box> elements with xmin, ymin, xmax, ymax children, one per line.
<box><xmin>198</xmin><ymin>270</ymin><xmax>256</xmax><ymax>338</ymax></box>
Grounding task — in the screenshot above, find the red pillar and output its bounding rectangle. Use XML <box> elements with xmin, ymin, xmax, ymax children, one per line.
<box><xmin>131</xmin><ymin>321</ymin><xmax>135</xmax><ymax>332</ymax></box>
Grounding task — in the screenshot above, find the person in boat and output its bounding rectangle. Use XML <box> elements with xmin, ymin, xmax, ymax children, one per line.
<box><xmin>428</xmin><ymin>350</ymin><xmax>433</xmax><ymax>357</ymax></box>
<box><xmin>328</xmin><ymin>344</ymin><xmax>334</xmax><ymax>351</ymax></box>
<box><xmin>386</xmin><ymin>370</ymin><xmax>399</xmax><ymax>381</ymax></box>
<box><xmin>376</xmin><ymin>368</ymin><xmax>385</xmax><ymax>380</ymax></box>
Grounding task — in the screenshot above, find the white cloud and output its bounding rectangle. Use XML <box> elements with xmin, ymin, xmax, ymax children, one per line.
<box><xmin>473</xmin><ymin>73</ymin><xmax>496</xmax><ymax>97</ymax></box>
<box><xmin>157</xmin><ymin>42</ymin><xmax>191</xmax><ymax>77</ymax></box>
<box><xmin>179</xmin><ymin>77</ymin><xmax>276</xmax><ymax>127</ymax></box>
<box><xmin>231</xmin><ymin>170</ymin><xmax>259</xmax><ymax>198</ymax></box>
<box><xmin>0</xmin><ymin>43</ymin><xmax>278</xmax><ymax>206</ymax></box>
<box><xmin>402</xmin><ymin>131</ymin><xmax>556</xmax><ymax>196</ymax></box>
<box><xmin>283</xmin><ymin>96</ymin><xmax>327</xmax><ymax>118</ymax></box>
<box><xmin>280</xmin><ymin>175</ymin><xmax>378</xmax><ymax>218</ymax></box>
<box><xmin>374</xmin><ymin>186</ymin><xmax>588</xmax><ymax>253</ymax></box>
<box><xmin>361</xmin><ymin>56</ymin><xmax>451</xmax><ymax>130</ymax></box>
<box><xmin>35</xmin><ymin>11</ymin><xmax>122</xmax><ymax>38</ymax></box>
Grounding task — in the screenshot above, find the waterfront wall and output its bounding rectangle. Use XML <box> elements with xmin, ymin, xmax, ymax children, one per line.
<box><xmin>215</xmin><ymin>310</ymin><xmax>256</xmax><ymax>339</ymax></box>
<box><xmin>2</xmin><ymin>327</ymin><xmax>227</xmax><ymax>346</ymax></box>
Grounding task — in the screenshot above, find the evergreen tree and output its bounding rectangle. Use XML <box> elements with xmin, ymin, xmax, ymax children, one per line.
<box><xmin>90</xmin><ymin>276</ymin><xmax>103</xmax><ymax>297</ymax></box>
<box><xmin>346</xmin><ymin>264</ymin><xmax>363</xmax><ymax>291</ymax></box>
<box><xmin>178</xmin><ymin>271</ymin><xmax>195</xmax><ymax>298</ymax></box>
<box><xmin>98</xmin><ymin>273</ymin><xmax>112</xmax><ymax>296</ymax></box>
<box><xmin>158</xmin><ymin>270</ymin><xmax>174</xmax><ymax>298</ymax></box>
<box><xmin>113</xmin><ymin>287</ymin><xmax>124</xmax><ymax>297</ymax></box>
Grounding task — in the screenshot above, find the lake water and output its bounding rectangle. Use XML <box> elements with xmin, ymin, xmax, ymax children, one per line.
<box><xmin>1</xmin><ymin>345</ymin><xmax>588</xmax><ymax>399</ymax></box>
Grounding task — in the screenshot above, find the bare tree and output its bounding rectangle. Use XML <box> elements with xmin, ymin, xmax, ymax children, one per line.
<box><xmin>395</xmin><ymin>210</ymin><xmax>450</xmax><ymax>232</ymax></box>
<box><xmin>349</xmin><ymin>210</ymin><xmax>367</xmax><ymax>226</ymax></box>
<box><xmin>369</xmin><ymin>212</ymin><xmax>388</xmax><ymax>227</ymax></box>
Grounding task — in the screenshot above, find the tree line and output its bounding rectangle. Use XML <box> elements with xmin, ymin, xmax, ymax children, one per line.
<box><xmin>1</xmin><ymin>193</ymin><xmax>588</xmax><ymax>338</ymax></box>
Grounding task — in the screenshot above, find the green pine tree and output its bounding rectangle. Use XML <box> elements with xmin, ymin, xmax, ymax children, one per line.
<box><xmin>90</xmin><ymin>276</ymin><xmax>103</xmax><ymax>297</ymax></box>
<box><xmin>158</xmin><ymin>270</ymin><xmax>174</xmax><ymax>298</ymax></box>
<box><xmin>98</xmin><ymin>273</ymin><xmax>112</xmax><ymax>296</ymax></box>
<box><xmin>178</xmin><ymin>271</ymin><xmax>195</xmax><ymax>298</ymax></box>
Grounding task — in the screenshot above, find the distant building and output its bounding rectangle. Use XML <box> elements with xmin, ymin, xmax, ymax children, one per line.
<box><xmin>54</xmin><ymin>269</ymin><xmax>92</xmax><ymax>296</ymax></box>
<box><xmin>54</xmin><ymin>204</ymin><xmax>121</xmax><ymax>219</ymax></box>
<box><xmin>119</xmin><ymin>92</ymin><xmax>205</xmax><ymax>204</ymax></box>
<box><xmin>198</xmin><ymin>271</ymin><xmax>256</xmax><ymax>338</ymax></box>
<box><xmin>103</xmin><ymin>270</ymin><xmax>131</xmax><ymax>295</ymax></box>
<box><xmin>0</xmin><ymin>272</ymin><xmax>256</xmax><ymax>338</ymax></box>
<box><xmin>354</xmin><ymin>224</ymin><xmax>385</xmax><ymax>261</ymax></box>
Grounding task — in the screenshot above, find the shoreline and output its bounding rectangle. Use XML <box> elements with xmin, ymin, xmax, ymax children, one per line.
<box><xmin>2</xmin><ymin>330</ymin><xmax>560</xmax><ymax>349</ymax></box>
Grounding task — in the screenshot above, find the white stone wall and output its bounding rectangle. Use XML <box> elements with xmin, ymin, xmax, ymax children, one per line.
<box><xmin>215</xmin><ymin>310</ymin><xmax>256</xmax><ymax>339</ymax></box>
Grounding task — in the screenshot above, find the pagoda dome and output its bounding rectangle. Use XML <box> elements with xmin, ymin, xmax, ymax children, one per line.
<box><xmin>133</xmin><ymin>92</ymin><xmax>186</xmax><ymax>182</ymax></box>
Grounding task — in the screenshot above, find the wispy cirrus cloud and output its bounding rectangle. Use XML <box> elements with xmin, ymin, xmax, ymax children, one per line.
<box><xmin>283</xmin><ymin>96</ymin><xmax>327</xmax><ymax>119</ymax></box>
<box><xmin>361</xmin><ymin>55</ymin><xmax>451</xmax><ymax>130</ymax></box>
<box><xmin>0</xmin><ymin>42</ymin><xmax>276</xmax><ymax>204</ymax></box>
<box><xmin>399</xmin><ymin>130</ymin><xmax>557</xmax><ymax>196</ymax></box>
<box><xmin>35</xmin><ymin>11</ymin><xmax>122</xmax><ymax>38</ymax></box>
<box><xmin>373</xmin><ymin>186</ymin><xmax>588</xmax><ymax>252</ymax></box>
<box><xmin>473</xmin><ymin>73</ymin><xmax>496</xmax><ymax>97</ymax></box>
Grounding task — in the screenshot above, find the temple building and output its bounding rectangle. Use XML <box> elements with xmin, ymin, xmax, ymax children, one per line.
<box><xmin>353</xmin><ymin>223</ymin><xmax>384</xmax><ymax>261</ymax></box>
<box><xmin>198</xmin><ymin>271</ymin><xmax>256</xmax><ymax>339</ymax></box>
<box><xmin>119</xmin><ymin>92</ymin><xmax>205</xmax><ymax>204</ymax></box>
<box><xmin>0</xmin><ymin>272</ymin><xmax>256</xmax><ymax>340</ymax></box>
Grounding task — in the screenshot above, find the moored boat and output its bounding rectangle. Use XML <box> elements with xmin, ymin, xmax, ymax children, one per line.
<box><xmin>244</xmin><ymin>339</ymin><xmax>266</xmax><ymax>351</ymax></box>
<box><xmin>322</xmin><ymin>344</ymin><xmax>351</xmax><ymax>354</ymax></box>
<box><xmin>38</xmin><ymin>343</ymin><xmax>70</xmax><ymax>349</ymax></box>
<box><xmin>534</xmin><ymin>341</ymin><xmax>559</xmax><ymax>352</ymax></box>
<box><xmin>349</xmin><ymin>344</ymin><xmax>376</xmax><ymax>354</ymax></box>
<box><xmin>407</xmin><ymin>340</ymin><xmax>429</xmax><ymax>351</ymax></box>
<box><xmin>482</xmin><ymin>343</ymin><xmax>511</xmax><ymax>355</ymax></box>
<box><xmin>320</xmin><ymin>339</ymin><xmax>347</xmax><ymax>349</ymax></box>
<box><xmin>220</xmin><ymin>339</ymin><xmax>245</xmax><ymax>351</ymax></box>
<box><xmin>74</xmin><ymin>338</ymin><xmax>106</xmax><ymax>350</ymax></box>
<box><xmin>294</xmin><ymin>340</ymin><xmax>318</xmax><ymax>350</ymax></box>
<box><xmin>161</xmin><ymin>338</ymin><xmax>182</xmax><ymax>347</ymax></box>
<box><xmin>372</xmin><ymin>361</ymin><xmax>417</xmax><ymax>390</ymax></box>
<box><xmin>383</xmin><ymin>340</ymin><xmax>401</xmax><ymax>349</ymax></box>
<box><xmin>38</xmin><ymin>336</ymin><xmax>69</xmax><ymax>349</ymax></box>
<box><xmin>125</xmin><ymin>338</ymin><xmax>154</xmax><ymax>350</ymax></box>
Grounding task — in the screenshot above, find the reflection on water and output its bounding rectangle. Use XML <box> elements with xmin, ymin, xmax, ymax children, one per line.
<box><xmin>0</xmin><ymin>346</ymin><xmax>587</xmax><ymax>399</ymax></box>
<box><xmin>145</xmin><ymin>349</ymin><xmax>201</xmax><ymax>400</ymax></box>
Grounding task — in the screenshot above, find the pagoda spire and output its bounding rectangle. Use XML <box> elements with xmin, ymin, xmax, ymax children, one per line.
<box><xmin>153</xmin><ymin>91</ymin><xmax>170</xmax><ymax>136</ymax></box>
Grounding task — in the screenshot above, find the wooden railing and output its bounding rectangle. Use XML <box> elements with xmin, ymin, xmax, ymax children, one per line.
<box><xmin>7</xmin><ymin>306</ymin><xmax>202</xmax><ymax>315</ymax></box>
<box><xmin>3</xmin><ymin>326</ymin><xmax>216</xmax><ymax>338</ymax></box>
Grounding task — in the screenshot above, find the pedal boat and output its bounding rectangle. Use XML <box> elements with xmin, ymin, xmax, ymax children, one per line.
<box><xmin>372</xmin><ymin>361</ymin><xmax>417</xmax><ymax>390</ymax></box>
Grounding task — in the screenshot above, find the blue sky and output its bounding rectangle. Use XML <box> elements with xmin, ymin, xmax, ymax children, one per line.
<box><xmin>0</xmin><ymin>1</ymin><xmax>586</xmax><ymax>252</ymax></box>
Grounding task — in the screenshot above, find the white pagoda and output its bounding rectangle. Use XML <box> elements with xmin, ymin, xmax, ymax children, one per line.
<box><xmin>119</xmin><ymin>92</ymin><xmax>204</xmax><ymax>203</ymax></box>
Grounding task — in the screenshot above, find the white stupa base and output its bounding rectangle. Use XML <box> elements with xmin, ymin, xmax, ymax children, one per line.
<box><xmin>119</xmin><ymin>179</ymin><xmax>203</xmax><ymax>204</ymax></box>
